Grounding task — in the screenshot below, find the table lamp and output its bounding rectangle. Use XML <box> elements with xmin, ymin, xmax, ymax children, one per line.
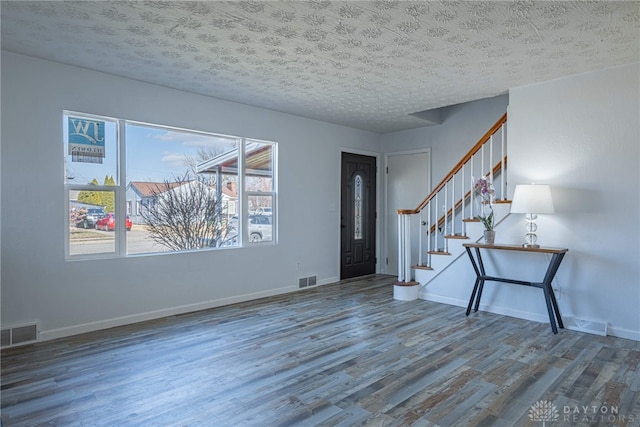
<box><xmin>510</xmin><ymin>184</ymin><xmax>554</xmax><ymax>248</ymax></box>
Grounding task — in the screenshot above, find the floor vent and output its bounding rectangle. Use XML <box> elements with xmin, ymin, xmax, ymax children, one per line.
<box><xmin>1</xmin><ymin>322</ymin><xmax>39</xmax><ymax>348</ymax></box>
<box><xmin>298</xmin><ymin>275</ymin><xmax>317</xmax><ymax>288</ymax></box>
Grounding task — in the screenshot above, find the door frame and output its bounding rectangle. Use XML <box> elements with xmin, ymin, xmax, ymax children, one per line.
<box><xmin>383</xmin><ymin>148</ymin><xmax>431</xmax><ymax>275</ymax></box>
<box><xmin>338</xmin><ymin>148</ymin><xmax>381</xmax><ymax>278</ymax></box>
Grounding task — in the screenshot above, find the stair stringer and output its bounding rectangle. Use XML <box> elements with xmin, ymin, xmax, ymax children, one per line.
<box><xmin>415</xmin><ymin>203</ymin><xmax>511</xmax><ymax>295</ymax></box>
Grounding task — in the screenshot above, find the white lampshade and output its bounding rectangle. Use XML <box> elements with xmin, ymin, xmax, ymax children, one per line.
<box><xmin>510</xmin><ymin>184</ymin><xmax>554</xmax><ymax>214</ymax></box>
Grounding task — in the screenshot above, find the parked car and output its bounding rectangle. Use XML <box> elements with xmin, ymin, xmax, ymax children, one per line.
<box><xmin>248</xmin><ymin>214</ymin><xmax>272</xmax><ymax>242</ymax></box>
<box><xmin>226</xmin><ymin>214</ymin><xmax>273</xmax><ymax>242</ymax></box>
<box><xmin>75</xmin><ymin>207</ymin><xmax>106</xmax><ymax>229</ymax></box>
<box><xmin>253</xmin><ymin>207</ymin><xmax>272</xmax><ymax>215</ymax></box>
<box><xmin>95</xmin><ymin>213</ymin><xmax>132</xmax><ymax>231</ymax></box>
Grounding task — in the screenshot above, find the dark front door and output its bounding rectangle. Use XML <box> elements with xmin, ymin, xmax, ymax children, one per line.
<box><xmin>340</xmin><ymin>152</ymin><xmax>376</xmax><ymax>279</ymax></box>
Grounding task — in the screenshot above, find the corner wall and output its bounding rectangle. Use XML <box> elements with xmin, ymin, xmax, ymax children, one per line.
<box><xmin>506</xmin><ymin>63</ymin><xmax>640</xmax><ymax>339</ymax></box>
<box><xmin>399</xmin><ymin>64</ymin><xmax>639</xmax><ymax>340</ymax></box>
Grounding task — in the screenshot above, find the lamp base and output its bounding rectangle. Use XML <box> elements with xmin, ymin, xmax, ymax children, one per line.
<box><xmin>523</xmin><ymin>223</ymin><xmax>538</xmax><ymax>248</ymax></box>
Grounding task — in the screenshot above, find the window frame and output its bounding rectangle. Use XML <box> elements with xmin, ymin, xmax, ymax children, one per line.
<box><xmin>242</xmin><ymin>139</ymin><xmax>277</xmax><ymax>245</ymax></box>
<box><xmin>64</xmin><ymin>111</ymin><xmax>278</xmax><ymax>260</ymax></box>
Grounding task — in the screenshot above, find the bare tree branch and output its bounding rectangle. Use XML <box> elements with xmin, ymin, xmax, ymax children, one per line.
<box><xmin>140</xmin><ymin>173</ymin><xmax>230</xmax><ymax>251</ymax></box>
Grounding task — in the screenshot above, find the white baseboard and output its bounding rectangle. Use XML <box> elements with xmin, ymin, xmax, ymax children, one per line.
<box><xmin>421</xmin><ymin>293</ymin><xmax>550</xmax><ymax>324</ymax></box>
<box><xmin>420</xmin><ymin>294</ymin><xmax>639</xmax><ymax>341</ymax></box>
<box><xmin>605</xmin><ymin>325</ymin><xmax>640</xmax><ymax>341</ymax></box>
<box><xmin>36</xmin><ymin>281</ymin><xmax>640</xmax><ymax>343</ymax></box>
<box><xmin>419</xmin><ymin>293</ymin><xmax>467</xmax><ymax>309</ymax></box>
<box><xmin>319</xmin><ymin>276</ymin><xmax>340</xmax><ymax>286</ymax></box>
<box><xmin>40</xmin><ymin>284</ymin><xmax>299</xmax><ymax>342</ymax></box>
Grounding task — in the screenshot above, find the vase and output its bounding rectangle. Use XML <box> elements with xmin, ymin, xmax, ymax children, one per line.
<box><xmin>483</xmin><ymin>230</ymin><xmax>495</xmax><ymax>244</ymax></box>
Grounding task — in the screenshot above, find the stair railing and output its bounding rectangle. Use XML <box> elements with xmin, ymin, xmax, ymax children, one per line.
<box><xmin>397</xmin><ymin>113</ymin><xmax>508</xmax><ymax>283</ymax></box>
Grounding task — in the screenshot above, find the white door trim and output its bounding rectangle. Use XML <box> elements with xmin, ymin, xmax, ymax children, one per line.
<box><xmin>384</xmin><ymin>148</ymin><xmax>431</xmax><ymax>275</ymax></box>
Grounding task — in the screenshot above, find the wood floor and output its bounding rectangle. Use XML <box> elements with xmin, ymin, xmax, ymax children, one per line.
<box><xmin>2</xmin><ymin>275</ymin><xmax>639</xmax><ymax>427</ymax></box>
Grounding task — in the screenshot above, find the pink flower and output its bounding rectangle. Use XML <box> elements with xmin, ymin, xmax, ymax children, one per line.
<box><xmin>474</xmin><ymin>175</ymin><xmax>495</xmax><ymax>230</ymax></box>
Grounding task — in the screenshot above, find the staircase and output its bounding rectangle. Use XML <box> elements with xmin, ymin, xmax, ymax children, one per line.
<box><xmin>396</xmin><ymin>113</ymin><xmax>509</xmax><ymax>291</ymax></box>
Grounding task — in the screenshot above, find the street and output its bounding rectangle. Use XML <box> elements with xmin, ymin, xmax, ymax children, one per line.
<box><xmin>69</xmin><ymin>225</ymin><xmax>170</xmax><ymax>256</ymax></box>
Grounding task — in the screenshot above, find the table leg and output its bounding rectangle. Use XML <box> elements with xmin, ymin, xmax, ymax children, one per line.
<box><xmin>542</xmin><ymin>284</ymin><xmax>559</xmax><ymax>334</ymax></box>
<box><xmin>549</xmin><ymin>288</ymin><xmax>564</xmax><ymax>329</ymax></box>
<box><xmin>466</xmin><ymin>278</ymin><xmax>481</xmax><ymax>316</ymax></box>
<box><xmin>465</xmin><ymin>247</ymin><xmax>481</xmax><ymax>316</ymax></box>
<box><xmin>473</xmin><ymin>248</ymin><xmax>486</xmax><ymax>312</ymax></box>
<box><xmin>542</xmin><ymin>253</ymin><xmax>566</xmax><ymax>331</ymax></box>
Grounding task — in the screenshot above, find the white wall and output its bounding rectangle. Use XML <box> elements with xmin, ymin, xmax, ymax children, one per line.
<box><xmin>0</xmin><ymin>52</ymin><xmax>381</xmax><ymax>340</ymax></box>
<box><xmin>391</xmin><ymin>64</ymin><xmax>640</xmax><ymax>340</ymax></box>
<box><xmin>380</xmin><ymin>95</ymin><xmax>509</xmax><ymax>181</ymax></box>
<box><xmin>506</xmin><ymin>63</ymin><xmax>640</xmax><ymax>340</ymax></box>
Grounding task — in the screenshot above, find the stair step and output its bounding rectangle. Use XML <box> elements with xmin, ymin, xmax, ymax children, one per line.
<box><xmin>494</xmin><ymin>199</ymin><xmax>512</xmax><ymax>204</ymax></box>
<box><xmin>412</xmin><ymin>264</ymin><xmax>433</xmax><ymax>270</ymax></box>
<box><xmin>393</xmin><ymin>280</ymin><xmax>420</xmax><ymax>286</ymax></box>
<box><xmin>463</xmin><ymin>218</ymin><xmax>480</xmax><ymax>223</ymax></box>
<box><xmin>445</xmin><ymin>234</ymin><xmax>469</xmax><ymax>240</ymax></box>
<box><xmin>428</xmin><ymin>250</ymin><xmax>451</xmax><ymax>256</ymax></box>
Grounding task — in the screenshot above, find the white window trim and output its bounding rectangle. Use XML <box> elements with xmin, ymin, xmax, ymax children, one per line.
<box><xmin>64</xmin><ymin>111</ymin><xmax>278</xmax><ymax>260</ymax></box>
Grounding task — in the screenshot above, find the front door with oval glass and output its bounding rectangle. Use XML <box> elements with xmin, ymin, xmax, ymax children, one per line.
<box><xmin>340</xmin><ymin>152</ymin><xmax>376</xmax><ymax>279</ymax></box>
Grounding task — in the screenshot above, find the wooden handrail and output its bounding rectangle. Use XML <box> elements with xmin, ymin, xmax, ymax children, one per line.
<box><xmin>429</xmin><ymin>157</ymin><xmax>507</xmax><ymax>234</ymax></box>
<box><xmin>397</xmin><ymin>112</ymin><xmax>507</xmax><ymax>215</ymax></box>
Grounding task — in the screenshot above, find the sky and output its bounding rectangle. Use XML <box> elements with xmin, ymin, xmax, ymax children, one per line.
<box><xmin>64</xmin><ymin>115</ymin><xmax>237</xmax><ymax>185</ymax></box>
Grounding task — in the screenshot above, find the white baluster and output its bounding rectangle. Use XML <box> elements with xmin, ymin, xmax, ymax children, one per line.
<box><xmin>434</xmin><ymin>192</ymin><xmax>439</xmax><ymax>251</ymax></box>
<box><xmin>451</xmin><ymin>172</ymin><xmax>456</xmax><ymax>236</ymax></box>
<box><xmin>397</xmin><ymin>214</ymin><xmax>404</xmax><ymax>282</ymax></box>
<box><xmin>501</xmin><ymin>124</ymin><xmax>505</xmax><ymax>200</ymax></box>
<box><xmin>470</xmin><ymin>156</ymin><xmax>474</xmax><ymax>219</ymax></box>
<box><xmin>404</xmin><ymin>215</ymin><xmax>412</xmax><ymax>281</ymax></box>
<box><xmin>426</xmin><ymin>201</ymin><xmax>431</xmax><ymax>266</ymax></box>
<box><xmin>444</xmin><ymin>181</ymin><xmax>448</xmax><ymax>252</ymax></box>
<box><xmin>461</xmin><ymin>163</ymin><xmax>465</xmax><ymax>225</ymax></box>
<box><xmin>418</xmin><ymin>212</ymin><xmax>423</xmax><ymax>267</ymax></box>
<box><xmin>490</xmin><ymin>134</ymin><xmax>494</xmax><ymax>185</ymax></box>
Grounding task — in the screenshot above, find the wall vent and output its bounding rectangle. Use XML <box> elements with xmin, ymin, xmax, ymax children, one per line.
<box><xmin>1</xmin><ymin>322</ymin><xmax>39</xmax><ymax>348</ymax></box>
<box><xmin>298</xmin><ymin>276</ymin><xmax>317</xmax><ymax>288</ymax></box>
<box><xmin>564</xmin><ymin>317</ymin><xmax>608</xmax><ymax>336</ymax></box>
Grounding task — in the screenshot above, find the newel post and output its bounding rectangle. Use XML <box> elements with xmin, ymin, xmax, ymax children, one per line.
<box><xmin>397</xmin><ymin>210</ymin><xmax>414</xmax><ymax>283</ymax></box>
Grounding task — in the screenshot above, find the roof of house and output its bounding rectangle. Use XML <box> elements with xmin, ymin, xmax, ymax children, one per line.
<box><xmin>128</xmin><ymin>180</ymin><xmax>238</xmax><ymax>199</ymax></box>
<box><xmin>196</xmin><ymin>143</ymin><xmax>273</xmax><ymax>177</ymax></box>
<box><xmin>128</xmin><ymin>181</ymin><xmax>185</xmax><ymax>198</ymax></box>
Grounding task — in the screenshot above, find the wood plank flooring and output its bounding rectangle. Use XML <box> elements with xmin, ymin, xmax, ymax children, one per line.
<box><xmin>2</xmin><ymin>275</ymin><xmax>639</xmax><ymax>426</ymax></box>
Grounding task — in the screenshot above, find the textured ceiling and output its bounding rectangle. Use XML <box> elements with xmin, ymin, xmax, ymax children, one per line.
<box><xmin>1</xmin><ymin>1</ymin><xmax>639</xmax><ymax>133</ymax></box>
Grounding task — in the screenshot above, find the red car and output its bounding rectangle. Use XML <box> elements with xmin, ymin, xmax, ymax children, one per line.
<box><xmin>95</xmin><ymin>213</ymin><xmax>132</xmax><ymax>231</ymax></box>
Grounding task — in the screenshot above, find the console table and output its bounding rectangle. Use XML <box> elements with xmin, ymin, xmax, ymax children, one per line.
<box><xmin>463</xmin><ymin>243</ymin><xmax>568</xmax><ymax>334</ymax></box>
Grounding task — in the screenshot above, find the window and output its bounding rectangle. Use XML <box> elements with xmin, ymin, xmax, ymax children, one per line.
<box><xmin>64</xmin><ymin>111</ymin><xmax>277</xmax><ymax>259</ymax></box>
<box><xmin>354</xmin><ymin>173</ymin><xmax>363</xmax><ymax>240</ymax></box>
<box><xmin>244</xmin><ymin>140</ymin><xmax>275</xmax><ymax>243</ymax></box>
